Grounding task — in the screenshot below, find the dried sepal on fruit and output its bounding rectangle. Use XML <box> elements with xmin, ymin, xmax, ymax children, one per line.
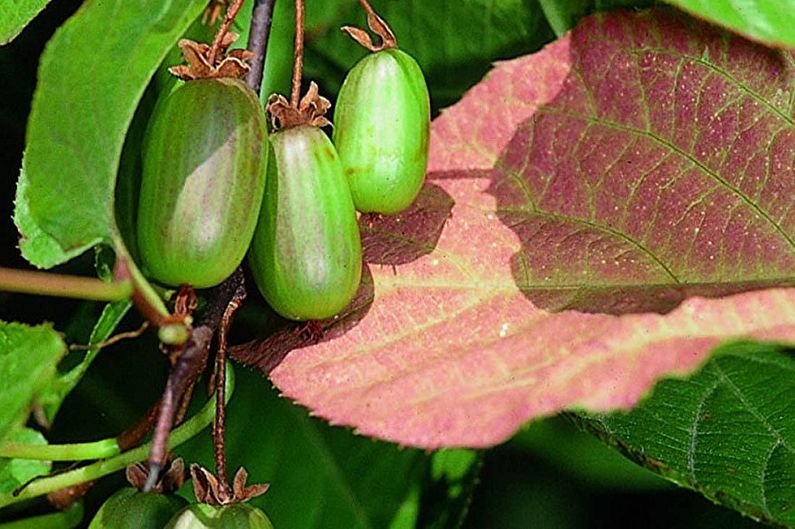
<box><xmin>333</xmin><ymin>9</ymin><xmax>430</xmax><ymax>214</ymax></box>
<box><xmin>169</xmin><ymin>32</ymin><xmax>254</xmax><ymax>81</ymax></box>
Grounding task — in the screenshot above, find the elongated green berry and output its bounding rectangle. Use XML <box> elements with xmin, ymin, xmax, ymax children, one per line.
<box><xmin>137</xmin><ymin>78</ymin><xmax>268</xmax><ymax>288</ymax></box>
<box><xmin>333</xmin><ymin>47</ymin><xmax>430</xmax><ymax>214</ymax></box>
<box><xmin>249</xmin><ymin>125</ymin><xmax>362</xmax><ymax>321</ymax></box>
<box><xmin>165</xmin><ymin>503</ymin><xmax>274</xmax><ymax>529</ymax></box>
<box><xmin>88</xmin><ymin>488</ymin><xmax>188</xmax><ymax>529</ymax></box>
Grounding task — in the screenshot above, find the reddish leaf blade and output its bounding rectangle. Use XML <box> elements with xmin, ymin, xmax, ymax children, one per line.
<box><xmin>235</xmin><ymin>8</ymin><xmax>795</xmax><ymax>449</ymax></box>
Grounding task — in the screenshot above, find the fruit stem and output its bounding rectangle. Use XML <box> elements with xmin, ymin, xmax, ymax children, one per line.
<box><xmin>345</xmin><ymin>0</ymin><xmax>396</xmax><ymax>50</ymax></box>
<box><xmin>290</xmin><ymin>0</ymin><xmax>305</xmax><ymax>107</ymax></box>
<box><xmin>0</xmin><ymin>366</ymin><xmax>235</xmax><ymax>509</ymax></box>
<box><xmin>0</xmin><ymin>267</ymin><xmax>131</xmax><ymax>301</ymax></box>
<box><xmin>245</xmin><ymin>0</ymin><xmax>278</xmax><ymax>93</ymax></box>
<box><xmin>212</xmin><ymin>284</ymin><xmax>246</xmax><ymax>498</ymax></box>
<box><xmin>208</xmin><ymin>0</ymin><xmax>246</xmax><ymax>66</ymax></box>
<box><xmin>0</xmin><ymin>438</ymin><xmax>120</xmax><ymax>462</ymax></box>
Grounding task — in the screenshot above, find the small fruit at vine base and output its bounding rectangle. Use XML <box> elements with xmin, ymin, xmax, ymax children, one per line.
<box><xmin>249</xmin><ymin>125</ymin><xmax>362</xmax><ymax>321</ymax></box>
<box><xmin>88</xmin><ymin>487</ymin><xmax>188</xmax><ymax>529</ymax></box>
<box><xmin>333</xmin><ymin>48</ymin><xmax>430</xmax><ymax>214</ymax></box>
<box><xmin>137</xmin><ymin>78</ymin><xmax>268</xmax><ymax>288</ymax></box>
<box><xmin>164</xmin><ymin>503</ymin><xmax>274</xmax><ymax>529</ymax></box>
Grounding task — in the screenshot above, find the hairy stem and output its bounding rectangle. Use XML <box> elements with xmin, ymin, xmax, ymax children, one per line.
<box><xmin>0</xmin><ymin>367</ymin><xmax>234</xmax><ymax>509</ymax></box>
<box><xmin>208</xmin><ymin>0</ymin><xmax>246</xmax><ymax>65</ymax></box>
<box><xmin>0</xmin><ymin>268</ymin><xmax>131</xmax><ymax>302</ymax></box>
<box><xmin>290</xmin><ymin>0</ymin><xmax>305</xmax><ymax>107</ymax></box>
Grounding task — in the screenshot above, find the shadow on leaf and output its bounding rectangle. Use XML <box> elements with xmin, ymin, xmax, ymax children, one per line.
<box><xmin>488</xmin><ymin>8</ymin><xmax>795</xmax><ymax>315</ymax></box>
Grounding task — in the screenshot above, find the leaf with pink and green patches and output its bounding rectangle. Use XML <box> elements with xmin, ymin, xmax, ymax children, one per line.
<box><xmin>233</xmin><ymin>7</ymin><xmax>795</xmax><ymax>449</ymax></box>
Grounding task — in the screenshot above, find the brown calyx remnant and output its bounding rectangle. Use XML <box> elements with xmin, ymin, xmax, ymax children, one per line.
<box><xmin>191</xmin><ymin>464</ymin><xmax>269</xmax><ymax>505</ymax></box>
<box><xmin>169</xmin><ymin>32</ymin><xmax>255</xmax><ymax>81</ymax></box>
<box><xmin>341</xmin><ymin>9</ymin><xmax>397</xmax><ymax>52</ymax></box>
<box><xmin>127</xmin><ymin>457</ymin><xmax>187</xmax><ymax>494</ymax></box>
<box><xmin>266</xmin><ymin>81</ymin><xmax>331</xmax><ymax>130</ymax></box>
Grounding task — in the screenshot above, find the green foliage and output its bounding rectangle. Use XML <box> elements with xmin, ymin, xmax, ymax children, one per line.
<box><xmin>664</xmin><ymin>0</ymin><xmax>795</xmax><ymax>47</ymax></box>
<box><xmin>0</xmin><ymin>429</ymin><xmax>50</xmax><ymax>494</ymax></box>
<box><xmin>577</xmin><ymin>342</ymin><xmax>795</xmax><ymax>527</ymax></box>
<box><xmin>15</xmin><ymin>0</ymin><xmax>207</xmax><ymax>269</ymax></box>
<box><xmin>0</xmin><ymin>0</ymin><xmax>53</xmax><ymax>45</ymax></box>
<box><xmin>0</xmin><ymin>322</ymin><xmax>65</xmax><ymax>441</ymax></box>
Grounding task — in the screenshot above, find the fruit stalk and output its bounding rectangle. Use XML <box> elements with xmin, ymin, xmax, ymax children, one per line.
<box><xmin>291</xmin><ymin>0</ymin><xmax>305</xmax><ymax>106</ymax></box>
<box><xmin>208</xmin><ymin>0</ymin><xmax>246</xmax><ymax>65</ymax></box>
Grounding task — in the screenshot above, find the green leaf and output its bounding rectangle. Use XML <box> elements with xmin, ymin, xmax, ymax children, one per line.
<box><xmin>0</xmin><ymin>0</ymin><xmax>53</xmax><ymax>45</ymax></box>
<box><xmin>538</xmin><ymin>0</ymin><xmax>657</xmax><ymax>36</ymax></box>
<box><xmin>16</xmin><ymin>0</ymin><xmax>207</xmax><ymax>269</ymax></box>
<box><xmin>14</xmin><ymin>163</ymin><xmax>74</xmax><ymax>269</ymax></box>
<box><xmin>177</xmin><ymin>369</ymin><xmax>476</xmax><ymax>528</ymax></box>
<box><xmin>417</xmin><ymin>450</ymin><xmax>483</xmax><ymax>529</ymax></box>
<box><xmin>35</xmin><ymin>300</ymin><xmax>131</xmax><ymax>427</ymax></box>
<box><xmin>664</xmin><ymin>0</ymin><xmax>795</xmax><ymax>47</ymax></box>
<box><xmin>0</xmin><ymin>322</ymin><xmax>65</xmax><ymax>441</ymax></box>
<box><xmin>0</xmin><ymin>428</ymin><xmax>50</xmax><ymax>494</ymax></box>
<box><xmin>577</xmin><ymin>341</ymin><xmax>795</xmax><ymax>527</ymax></box>
<box><xmin>295</xmin><ymin>0</ymin><xmax>555</xmax><ymax>109</ymax></box>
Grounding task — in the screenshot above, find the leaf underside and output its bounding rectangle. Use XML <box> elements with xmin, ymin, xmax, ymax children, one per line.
<box><xmin>234</xmin><ymin>7</ymin><xmax>795</xmax><ymax>449</ymax></box>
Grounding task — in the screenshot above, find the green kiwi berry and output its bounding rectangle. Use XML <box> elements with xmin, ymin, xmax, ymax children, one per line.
<box><xmin>333</xmin><ymin>47</ymin><xmax>430</xmax><ymax>214</ymax></box>
<box><xmin>137</xmin><ymin>78</ymin><xmax>268</xmax><ymax>288</ymax></box>
<box><xmin>249</xmin><ymin>125</ymin><xmax>362</xmax><ymax>321</ymax></box>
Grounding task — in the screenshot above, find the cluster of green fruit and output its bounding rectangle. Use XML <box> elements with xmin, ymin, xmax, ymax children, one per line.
<box><xmin>137</xmin><ymin>40</ymin><xmax>429</xmax><ymax>322</ymax></box>
<box><xmin>88</xmin><ymin>487</ymin><xmax>273</xmax><ymax>529</ymax></box>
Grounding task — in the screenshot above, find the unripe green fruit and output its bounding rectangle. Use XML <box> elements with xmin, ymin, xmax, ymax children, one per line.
<box><xmin>249</xmin><ymin>125</ymin><xmax>362</xmax><ymax>321</ymax></box>
<box><xmin>333</xmin><ymin>47</ymin><xmax>430</xmax><ymax>214</ymax></box>
<box><xmin>88</xmin><ymin>487</ymin><xmax>188</xmax><ymax>529</ymax></box>
<box><xmin>164</xmin><ymin>503</ymin><xmax>274</xmax><ymax>529</ymax></box>
<box><xmin>137</xmin><ymin>78</ymin><xmax>269</xmax><ymax>288</ymax></box>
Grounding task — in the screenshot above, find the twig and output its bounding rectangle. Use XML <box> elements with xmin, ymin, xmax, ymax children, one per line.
<box><xmin>290</xmin><ymin>0</ymin><xmax>305</xmax><ymax>107</ymax></box>
<box><xmin>245</xmin><ymin>0</ymin><xmax>277</xmax><ymax>92</ymax></box>
<box><xmin>69</xmin><ymin>322</ymin><xmax>149</xmax><ymax>351</ymax></box>
<box><xmin>144</xmin><ymin>270</ymin><xmax>245</xmax><ymax>492</ymax></box>
<box><xmin>212</xmin><ymin>283</ymin><xmax>247</xmax><ymax>498</ymax></box>
<box><xmin>208</xmin><ymin>0</ymin><xmax>247</xmax><ymax>65</ymax></box>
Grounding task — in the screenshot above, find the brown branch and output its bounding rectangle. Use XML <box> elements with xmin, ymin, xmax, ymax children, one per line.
<box><xmin>212</xmin><ymin>283</ymin><xmax>247</xmax><ymax>499</ymax></box>
<box><xmin>143</xmin><ymin>270</ymin><xmax>245</xmax><ymax>492</ymax></box>
<box><xmin>245</xmin><ymin>0</ymin><xmax>277</xmax><ymax>92</ymax></box>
